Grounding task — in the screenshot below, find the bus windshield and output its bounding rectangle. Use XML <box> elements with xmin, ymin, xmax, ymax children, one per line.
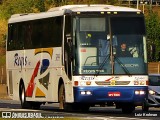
<box><xmin>73</xmin><ymin>15</ymin><xmax>147</xmax><ymax>75</ymax></box>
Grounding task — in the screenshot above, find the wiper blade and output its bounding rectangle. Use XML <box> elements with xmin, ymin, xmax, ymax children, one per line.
<box><xmin>95</xmin><ymin>54</ymin><xmax>110</xmax><ymax>76</ymax></box>
<box><xmin>114</xmin><ymin>56</ymin><xmax>131</xmax><ymax>76</ymax></box>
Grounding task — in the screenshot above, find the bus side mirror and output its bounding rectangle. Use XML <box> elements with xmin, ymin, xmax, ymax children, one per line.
<box><xmin>66</xmin><ymin>34</ymin><xmax>73</xmax><ymax>60</ymax></box>
<box><xmin>66</xmin><ymin>34</ymin><xmax>72</xmax><ymax>47</ymax></box>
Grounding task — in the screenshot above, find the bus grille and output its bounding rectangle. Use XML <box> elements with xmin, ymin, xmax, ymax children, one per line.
<box><xmin>95</xmin><ymin>81</ymin><xmax>130</xmax><ymax>85</ymax></box>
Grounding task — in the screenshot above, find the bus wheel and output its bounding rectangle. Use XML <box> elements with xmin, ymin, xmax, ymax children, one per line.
<box><xmin>79</xmin><ymin>105</ymin><xmax>90</xmax><ymax>112</ymax></box>
<box><xmin>59</xmin><ymin>84</ymin><xmax>74</xmax><ymax>111</ymax></box>
<box><xmin>19</xmin><ymin>83</ymin><xmax>31</xmax><ymax>109</ymax></box>
<box><xmin>59</xmin><ymin>84</ymin><xmax>65</xmax><ymax>110</ymax></box>
<box><xmin>122</xmin><ymin>104</ymin><xmax>135</xmax><ymax>114</ymax></box>
<box><xmin>142</xmin><ymin>102</ymin><xmax>149</xmax><ymax>112</ymax></box>
<box><xmin>31</xmin><ymin>102</ymin><xmax>41</xmax><ymax>109</ymax></box>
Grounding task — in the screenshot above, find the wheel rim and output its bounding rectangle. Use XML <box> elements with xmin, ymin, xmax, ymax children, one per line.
<box><xmin>20</xmin><ymin>85</ymin><xmax>25</xmax><ymax>106</ymax></box>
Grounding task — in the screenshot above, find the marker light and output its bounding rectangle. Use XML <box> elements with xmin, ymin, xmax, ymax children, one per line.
<box><xmin>137</xmin><ymin>12</ymin><xmax>140</xmax><ymax>14</ymax></box>
<box><xmin>86</xmin><ymin>81</ymin><xmax>91</xmax><ymax>85</ymax></box>
<box><xmin>101</xmin><ymin>12</ymin><xmax>104</xmax><ymax>14</ymax></box>
<box><xmin>134</xmin><ymin>81</ymin><xmax>139</xmax><ymax>85</ymax></box>
<box><xmin>74</xmin><ymin>81</ymin><xmax>78</xmax><ymax>86</ymax></box>
<box><xmin>134</xmin><ymin>80</ymin><xmax>146</xmax><ymax>85</ymax></box>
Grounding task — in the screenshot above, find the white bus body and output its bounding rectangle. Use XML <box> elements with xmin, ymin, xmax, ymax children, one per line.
<box><xmin>6</xmin><ymin>5</ymin><xmax>148</xmax><ymax>113</ymax></box>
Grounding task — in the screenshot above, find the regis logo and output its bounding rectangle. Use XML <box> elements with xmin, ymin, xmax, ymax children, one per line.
<box><xmin>14</xmin><ymin>53</ymin><xmax>29</xmax><ymax>69</ymax></box>
<box><xmin>80</xmin><ymin>76</ymin><xmax>95</xmax><ymax>80</ymax></box>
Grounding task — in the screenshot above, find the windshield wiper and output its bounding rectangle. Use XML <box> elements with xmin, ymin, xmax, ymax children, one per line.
<box><xmin>95</xmin><ymin>54</ymin><xmax>110</xmax><ymax>76</ymax></box>
<box><xmin>114</xmin><ymin>56</ymin><xmax>131</xmax><ymax>76</ymax></box>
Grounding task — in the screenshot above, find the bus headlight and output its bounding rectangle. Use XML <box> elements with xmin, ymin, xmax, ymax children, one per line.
<box><xmin>140</xmin><ymin>91</ymin><xmax>145</xmax><ymax>95</ymax></box>
<box><xmin>80</xmin><ymin>91</ymin><xmax>92</xmax><ymax>95</ymax></box>
<box><xmin>135</xmin><ymin>90</ymin><xmax>145</xmax><ymax>95</ymax></box>
<box><xmin>80</xmin><ymin>91</ymin><xmax>86</xmax><ymax>95</ymax></box>
<box><xmin>86</xmin><ymin>91</ymin><xmax>92</xmax><ymax>95</ymax></box>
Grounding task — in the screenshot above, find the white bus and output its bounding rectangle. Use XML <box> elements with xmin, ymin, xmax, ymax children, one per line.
<box><xmin>6</xmin><ymin>5</ymin><xmax>148</xmax><ymax>113</ymax></box>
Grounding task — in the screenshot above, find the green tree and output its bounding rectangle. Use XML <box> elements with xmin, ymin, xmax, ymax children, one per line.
<box><xmin>0</xmin><ymin>0</ymin><xmax>48</xmax><ymax>19</ymax></box>
<box><xmin>34</xmin><ymin>0</ymin><xmax>45</xmax><ymax>12</ymax></box>
<box><xmin>146</xmin><ymin>12</ymin><xmax>160</xmax><ymax>61</ymax></box>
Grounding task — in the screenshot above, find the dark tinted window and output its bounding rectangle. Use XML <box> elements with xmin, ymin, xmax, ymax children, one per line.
<box><xmin>111</xmin><ymin>17</ymin><xmax>145</xmax><ymax>35</ymax></box>
<box><xmin>7</xmin><ymin>16</ymin><xmax>63</xmax><ymax>51</ymax></box>
<box><xmin>31</xmin><ymin>17</ymin><xmax>63</xmax><ymax>48</ymax></box>
<box><xmin>7</xmin><ymin>24</ymin><xmax>18</xmax><ymax>50</ymax></box>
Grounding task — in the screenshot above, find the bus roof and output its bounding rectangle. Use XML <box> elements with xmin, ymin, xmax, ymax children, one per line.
<box><xmin>8</xmin><ymin>4</ymin><xmax>141</xmax><ymax>23</ymax></box>
<box><xmin>48</xmin><ymin>4</ymin><xmax>140</xmax><ymax>12</ymax></box>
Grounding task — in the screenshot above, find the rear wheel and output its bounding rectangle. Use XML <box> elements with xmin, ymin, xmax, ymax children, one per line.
<box><xmin>19</xmin><ymin>83</ymin><xmax>31</xmax><ymax>109</ymax></box>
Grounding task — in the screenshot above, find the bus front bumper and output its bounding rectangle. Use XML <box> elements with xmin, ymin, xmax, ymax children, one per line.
<box><xmin>73</xmin><ymin>86</ymin><xmax>147</xmax><ymax>105</ymax></box>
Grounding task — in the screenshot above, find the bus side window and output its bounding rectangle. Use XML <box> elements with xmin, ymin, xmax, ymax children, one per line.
<box><xmin>24</xmin><ymin>23</ymin><xmax>33</xmax><ymax>49</ymax></box>
<box><xmin>7</xmin><ymin>24</ymin><xmax>13</xmax><ymax>51</ymax></box>
<box><xmin>32</xmin><ymin>21</ymin><xmax>42</xmax><ymax>48</ymax></box>
<box><xmin>18</xmin><ymin>23</ymin><xmax>25</xmax><ymax>49</ymax></box>
<box><xmin>53</xmin><ymin>16</ymin><xmax>63</xmax><ymax>47</ymax></box>
<box><xmin>8</xmin><ymin>24</ymin><xmax>18</xmax><ymax>51</ymax></box>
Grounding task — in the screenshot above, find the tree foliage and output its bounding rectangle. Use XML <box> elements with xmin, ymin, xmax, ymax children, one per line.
<box><xmin>145</xmin><ymin>12</ymin><xmax>160</xmax><ymax>61</ymax></box>
<box><xmin>0</xmin><ymin>0</ymin><xmax>48</xmax><ymax>19</ymax></box>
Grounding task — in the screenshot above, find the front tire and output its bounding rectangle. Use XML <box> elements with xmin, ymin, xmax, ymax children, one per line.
<box><xmin>59</xmin><ymin>84</ymin><xmax>65</xmax><ymax>110</ymax></box>
<box><xmin>142</xmin><ymin>102</ymin><xmax>149</xmax><ymax>112</ymax></box>
<box><xmin>59</xmin><ymin>84</ymin><xmax>74</xmax><ymax>111</ymax></box>
<box><xmin>122</xmin><ymin>103</ymin><xmax>135</xmax><ymax>114</ymax></box>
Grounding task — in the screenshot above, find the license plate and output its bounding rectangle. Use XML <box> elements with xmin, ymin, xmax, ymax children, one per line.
<box><xmin>108</xmin><ymin>92</ymin><xmax>121</xmax><ymax>97</ymax></box>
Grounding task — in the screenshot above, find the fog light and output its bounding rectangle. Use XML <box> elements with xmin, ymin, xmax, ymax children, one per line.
<box><xmin>135</xmin><ymin>91</ymin><xmax>139</xmax><ymax>95</ymax></box>
<box><xmin>80</xmin><ymin>91</ymin><xmax>85</xmax><ymax>95</ymax></box>
<box><xmin>86</xmin><ymin>91</ymin><xmax>92</xmax><ymax>95</ymax></box>
<box><xmin>135</xmin><ymin>90</ymin><xmax>145</xmax><ymax>95</ymax></box>
<box><xmin>140</xmin><ymin>91</ymin><xmax>145</xmax><ymax>95</ymax></box>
